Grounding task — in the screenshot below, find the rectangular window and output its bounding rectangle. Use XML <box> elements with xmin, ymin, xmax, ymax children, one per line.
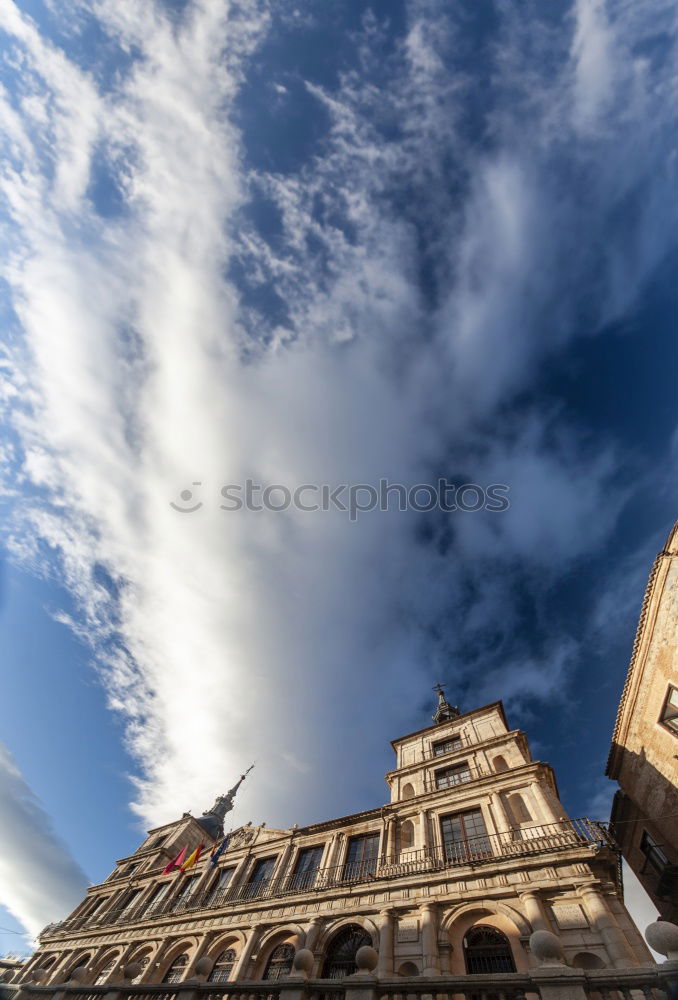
<box><xmin>207</xmin><ymin>866</ymin><xmax>236</xmax><ymax>905</ymax></box>
<box><xmin>171</xmin><ymin>875</ymin><xmax>200</xmax><ymax>911</ymax></box>
<box><xmin>435</xmin><ymin>761</ymin><xmax>472</xmax><ymax>789</ymax></box>
<box><xmin>433</xmin><ymin>736</ymin><xmax>462</xmax><ymax>756</ymax></box>
<box><xmin>242</xmin><ymin>856</ymin><xmax>277</xmax><ymax>899</ymax></box>
<box><xmin>441</xmin><ymin>809</ymin><xmax>492</xmax><ymax>862</ymax></box>
<box><xmin>343</xmin><ymin>833</ymin><xmax>380</xmax><ymax>881</ymax></box>
<box><xmin>289</xmin><ymin>845</ymin><xmax>324</xmax><ymax>890</ymax></box>
<box><xmin>86</xmin><ymin>896</ymin><xmax>105</xmax><ymax>918</ymax></box>
<box><xmin>145</xmin><ymin>882</ymin><xmax>171</xmax><ymax>915</ymax></box>
<box><xmin>640</xmin><ymin>831</ymin><xmax>669</xmax><ymax>874</ymax></box>
<box><xmin>118</xmin><ymin>889</ymin><xmax>143</xmax><ymax>920</ymax></box>
<box><xmin>659</xmin><ymin>685</ymin><xmax>678</xmax><ymax>735</ymax></box>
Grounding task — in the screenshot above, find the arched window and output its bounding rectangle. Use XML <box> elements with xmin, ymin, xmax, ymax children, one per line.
<box><xmin>263</xmin><ymin>944</ymin><xmax>295</xmax><ymax>981</ymax></box>
<box><xmin>94</xmin><ymin>953</ymin><xmax>119</xmax><ymax>985</ymax></box>
<box><xmin>400</xmin><ymin>820</ymin><xmax>414</xmax><ymax>851</ymax></box>
<box><xmin>493</xmin><ymin>755</ymin><xmax>509</xmax><ymax>773</ymax></box>
<box><xmin>163</xmin><ymin>953</ymin><xmax>189</xmax><ymax>983</ymax></box>
<box><xmin>322</xmin><ymin>925</ymin><xmax>372</xmax><ymax>979</ymax></box>
<box><xmin>209</xmin><ymin>949</ymin><xmax>237</xmax><ymax>983</ymax></box>
<box><xmin>401</xmin><ymin>783</ymin><xmax>415</xmax><ymax>800</ymax></box>
<box><xmin>66</xmin><ymin>955</ymin><xmax>91</xmax><ymax>980</ymax></box>
<box><xmin>463</xmin><ymin>926</ymin><xmax>515</xmax><ymax>974</ymax></box>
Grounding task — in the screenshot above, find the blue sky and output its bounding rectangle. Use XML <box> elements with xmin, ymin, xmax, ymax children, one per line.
<box><xmin>0</xmin><ymin>0</ymin><xmax>676</xmax><ymax>955</ymax></box>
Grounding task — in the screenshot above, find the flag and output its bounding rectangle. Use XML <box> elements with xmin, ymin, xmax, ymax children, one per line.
<box><xmin>181</xmin><ymin>843</ymin><xmax>204</xmax><ymax>872</ymax></box>
<box><xmin>210</xmin><ymin>835</ymin><xmax>230</xmax><ymax>866</ymax></box>
<box><xmin>162</xmin><ymin>845</ymin><xmax>187</xmax><ymax>875</ymax></box>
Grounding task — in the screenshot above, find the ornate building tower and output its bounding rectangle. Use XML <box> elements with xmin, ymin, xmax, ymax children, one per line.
<box><xmin>20</xmin><ymin>696</ymin><xmax>652</xmax><ymax>992</ymax></box>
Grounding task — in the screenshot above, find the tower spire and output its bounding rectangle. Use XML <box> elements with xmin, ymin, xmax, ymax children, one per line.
<box><xmin>197</xmin><ymin>764</ymin><xmax>255</xmax><ymax>839</ymax></box>
<box><xmin>432</xmin><ymin>683</ymin><xmax>460</xmax><ymax>724</ymax></box>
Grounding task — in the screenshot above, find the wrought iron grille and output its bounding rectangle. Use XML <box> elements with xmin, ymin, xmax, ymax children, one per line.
<box><xmin>464</xmin><ymin>926</ymin><xmax>516</xmax><ymax>974</ymax></box>
<box><xmin>322</xmin><ymin>926</ymin><xmax>372</xmax><ymax>980</ymax></box>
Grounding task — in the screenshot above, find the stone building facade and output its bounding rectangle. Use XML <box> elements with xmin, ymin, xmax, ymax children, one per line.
<box><xmin>21</xmin><ymin>694</ymin><xmax>652</xmax><ymax>990</ymax></box>
<box><xmin>607</xmin><ymin>521</ymin><xmax>678</xmax><ymax>922</ymax></box>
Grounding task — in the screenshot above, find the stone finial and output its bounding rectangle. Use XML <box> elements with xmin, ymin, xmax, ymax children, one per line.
<box><xmin>646</xmin><ymin>920</ymin><xmax>678</xmax><ymax>961</ymax></box>
<box><xmin>68</xmin><ymin>966</ymin><xmax>89</xmax><ymax>984</ymax></box>
<box><xmin>122</xmin><ymin>963</ymin><xmax>142</xmax><ymax>982</ymax></box>
<box><xmin>194</xmin><ymin>957</ymin><xmax>214</xmax><ymax>978</ymax></box>
<box><xmin>292</xmin><ymin>949</ymin><xmax>314</xmax><ymax>979</ymax></box>
<box><xmin>530</xmin><ymin>930</ymin><xmax>566</xmax><ymax>966</ymax></box>
<box><xmin>355</xmin><ymin>946</ymin><xmax>379</xmax><ymax>975</ymax></box>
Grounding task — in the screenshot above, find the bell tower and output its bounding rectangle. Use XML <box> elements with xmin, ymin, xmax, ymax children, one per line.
<box><xmin>386</xmin><ymin>690</ymin><xmax>568</xmax><ymax>854</ymax></box>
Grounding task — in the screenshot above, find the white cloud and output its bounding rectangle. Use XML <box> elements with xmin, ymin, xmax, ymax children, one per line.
<box><xmin>0</xmin><ymin>0</ymin><xmax>676</xmax><ymax>937</ymax></box>
<box><xmin>570</xmin><ymin>0</ymin><xmax>615</xmax><ymax>132</ymax></box>
<box><xmin>0</xmin><ymin>742</ymin><xmax>88</xmax><ymax>940</ymax></box>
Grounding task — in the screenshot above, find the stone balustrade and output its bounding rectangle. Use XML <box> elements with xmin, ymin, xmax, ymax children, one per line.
<box><xmin>11</xmin><ymin>920</ymin><xmax>678</xmax><ymax>1000</ymax></box>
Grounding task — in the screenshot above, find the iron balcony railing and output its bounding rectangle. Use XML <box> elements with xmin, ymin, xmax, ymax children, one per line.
<box><xmin>39</xmin><ymin>819</ymin><xmax>612</xmax><ymax>939</ymax></box>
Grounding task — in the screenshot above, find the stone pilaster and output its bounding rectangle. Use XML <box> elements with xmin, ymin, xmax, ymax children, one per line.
<box><xmin>578</xmin><ymin>884</ymin><xmax>636</xmax><ymax>968</ymax></box>
<box><xmin>520</xmin><ymin>889</ymin><xmax>549</xmax><ymax>932</ymax></box>
<box><xmin>231</xmin><ymin>923</ymin><xmax>265</xmax><ymax>981</ymax></box>
<box><xmin>420</xmin><ymin>902</ymin><xmax>439</xmax><ymax>976</ymax></box>
<box><xmin>377</xmin><ymin>908</ymin><xmax>395</xmax><ymax>977</ymax></box>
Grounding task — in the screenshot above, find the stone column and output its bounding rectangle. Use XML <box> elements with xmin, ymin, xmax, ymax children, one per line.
<box><xmin>490</xmin><ymin>792</ymin><xmax>512</xmax><ymax>835</ymax></box>
<box><xmin>418</xmin><ymin>810</ymin><xmax>429</xmax><ymax>853</ymax></box>
<box><xmin>304</xmin><ymin>916</ymin><xmax>325</xmax><ymax>953</ymax></box>
<box><xmin>519</xmin><ymin>890</ymin><xmax>549</xmax><ymax>932</ymax></box>
<box><xmin>578</xmin><ymin>885</ymin><xmax>635</xmax><ymax>968</ymax></box>
<box><xmin>420</xmin><ymin>902</ymin><xmax>440</xmax><ymax>976</ymax></box>
<box><xmin>385</xmin><ymin>819</ymin><xmax>396</xmax><ymax>860</ymax></box>
<box><xmin>530</xmin><ymin>780</ymin><xmax>563</xmax><ymax>824</ymax></box>
<box><xmin>377</xmin><ymin>908</ymin><xmax>395</xmax><ymax>977</ymax></box>
<box><xmin>232</xmin><ymin>923</ymin><xmax>265</xmax><ymax>981</ymax></box>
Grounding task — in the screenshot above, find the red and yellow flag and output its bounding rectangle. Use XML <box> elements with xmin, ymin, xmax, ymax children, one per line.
<box><xmin>181</xmin><ymin>843</ymin><xmax>204</xmax><ymax>872</ymax></box>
